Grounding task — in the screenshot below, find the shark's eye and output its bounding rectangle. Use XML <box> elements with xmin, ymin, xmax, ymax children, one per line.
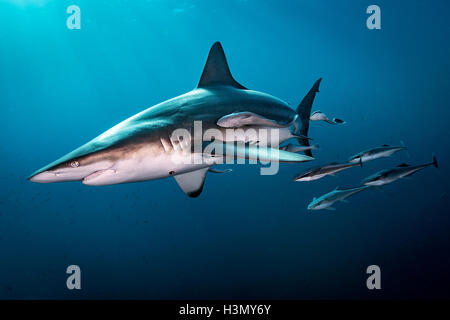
<box><xmin>71</xmin><ymin>161</ymin><xmax>79</xmax><ymax>168</ymax></box>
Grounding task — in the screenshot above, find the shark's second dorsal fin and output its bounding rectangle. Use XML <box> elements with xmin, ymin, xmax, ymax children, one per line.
<box><xmin>198</xmin><ymin>42</ymin><xmax>247</xmax><ymax>89</ymax></box>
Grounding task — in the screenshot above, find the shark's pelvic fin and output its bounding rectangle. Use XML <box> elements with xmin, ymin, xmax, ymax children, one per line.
<box><xmin>173</xmin><ymin>168</ymin><xmax>209</xmax><ymax>198</ymax></box>
<box><xmin>217</xmin><ymin>111</ymin><xmax>289</xmax><ymax>128</ymax></box>
<box><xmin>198</xmin><ymin>42</ymin><xmax>247</xmax><ymax>89</ymax></box>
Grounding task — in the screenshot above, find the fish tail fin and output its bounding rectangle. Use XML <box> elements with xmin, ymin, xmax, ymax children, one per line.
<box><xmin>333</xmin><ymin>118</ymin><xmax>346</xmax><ymax>124</ymax></box>
<box><xmin>293</xmin><ymin>78</ymin><xmax>322</xmax><ymax>157</ymax></box>
<box><xmin>432</xmin><ymin>154</ymin><xmax>439</xmax><ymax>168</ymax></box>
<box><xmin>400</xmin><ymin>140</ymin><xmax>411</xmax><ymax>158</ymax></box>
<box><xmin>400</xmin><ymin>140</ymin><xmax>407</xmax><ymax>149</ymax></box>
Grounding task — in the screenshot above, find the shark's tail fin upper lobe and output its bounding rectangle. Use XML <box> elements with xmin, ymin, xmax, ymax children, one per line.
<box><xmin>293</xmin><ymin>78</ymin><xmax>322</xmax><ymax>157</ymax></box>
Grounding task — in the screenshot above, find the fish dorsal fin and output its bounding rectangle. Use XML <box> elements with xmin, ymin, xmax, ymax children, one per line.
<box><xmin>382</xmin><ymin>144</ymin><xmax>390</xmax><ymax>147</ymax></box>
<box><xmin>198</xmin><ymin>42</ymin><xmax>247</xmax><ymax>89</ymax></box>
<box><xmin>173</xmin><ymin>168</ymin><xmax>209</xmax><ymax>198</ymax></box>
<box><xmin>397</xmin><ymin>163</ymin><xmax>410</xmax><ymax>167</ymax></box>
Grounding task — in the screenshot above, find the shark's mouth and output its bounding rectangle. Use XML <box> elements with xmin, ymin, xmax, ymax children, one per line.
<box><xmin>83</xmin><ymin>169</ymin><xmax>117</xmax><ymax>183</ymax></box>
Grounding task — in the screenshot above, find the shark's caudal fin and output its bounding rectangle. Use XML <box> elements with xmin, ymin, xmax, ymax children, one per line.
<box><xmin>198</xmin><ymin>42</ymin><xmax>247</xmax><ymax>89</ymax></box>
<box><xmin>294</xmin><ymin>78</ymin><xmax>322</xmax><ymax>157</ymax></box>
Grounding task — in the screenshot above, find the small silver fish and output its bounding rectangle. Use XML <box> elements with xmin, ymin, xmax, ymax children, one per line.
<box><xmin>307</xmin><ymin>185</ymin><xmax>370</xmax><ymax>211</ymax></box>
<box><xmin>348</xmin><ymin>144</ymin><xmax>406</xmax><ymax>163</ymax></box>
<box><xmin>310</xmin><ymin>110</ymin><xmax>345</xmax><ymax>125</ymax></box>
<box><xmin>362</xmin><ymin>155</ymin><xmax>438</xmax><ymax>187</ymax></box>
<box><xmin>294</xmin><ymin>159</ymin><xmax>362</xmax><ymax>182</ymax></box>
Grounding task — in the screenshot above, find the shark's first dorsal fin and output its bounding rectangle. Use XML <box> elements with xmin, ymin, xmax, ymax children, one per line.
<box><xmin>382</xmin><ymin>144</ymin><xmax>390</xmax><ymax>147</ymax></box>
<box><xmin>198</xmin><ymin>42</ymin><xmax>247</xmax><ymax>89</ymax></box>
<box><xmin>397</xmin><ymin>163</ymin><xmax>410</xmax><ymax>167</ymax></box>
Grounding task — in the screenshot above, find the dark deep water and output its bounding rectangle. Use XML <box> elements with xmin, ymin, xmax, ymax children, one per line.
<box><xmin>0</xmin><ymin>0</ymin><xmax>449</xmax><ymax>299</ymax></box>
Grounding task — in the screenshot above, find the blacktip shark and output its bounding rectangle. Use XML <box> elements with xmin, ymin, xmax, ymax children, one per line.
<box><xmin>362</xmin><ymin>155</ymin><xmax>438</xmax><ymax>187</ymax></box>
<box><xmin>310</xmin><ymin>111</ymin><xmax>345</xmax><ymax>125</ymax></box>
<box><xmin>294</xmin><ymin>158</ymin><xmax>362</xmax><ymax>182</ymax></box>
<box><xmin>348</xmin><ymin>144</ymin><xmax>406</xmax><ymax>163</ymax></box>
<box><xmin>29</xmin><ymin>42</ymin><xmax>320</xmax><ymax>197</ymax></box>
<box><xmin>307</xmin><ymin>185</ymin><xmax>370</xmax><ymax>211</ymax></box>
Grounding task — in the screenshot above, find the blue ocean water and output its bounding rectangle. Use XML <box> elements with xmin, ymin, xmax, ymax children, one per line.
<box><xmin>0</xmin><ymin>0</ymin><xmax>449</xmax><ymax>299</ymax></box>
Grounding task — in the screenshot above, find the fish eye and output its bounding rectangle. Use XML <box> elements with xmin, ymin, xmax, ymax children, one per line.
<box><xmin>70</xmin><ymin>161</ymin><xmax>79</xmax><ymax>168</ymax></box>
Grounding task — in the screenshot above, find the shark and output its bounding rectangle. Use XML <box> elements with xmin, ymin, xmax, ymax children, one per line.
<box><xmin>362</xmin><ymin>155</ymin><xmax>438</xmax><ymax>187</ymax></box>
<box><xmin>307</xmin><ymin>185</ymin><xmax>370</xmax><ymax>211</ymax></box>
<box><xmin>28</xmin><ymin>42</ymin><xmax>320</xmax><ymax>197</ymax></box>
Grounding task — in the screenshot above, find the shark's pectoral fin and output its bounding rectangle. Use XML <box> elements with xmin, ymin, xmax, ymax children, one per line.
<box><xmin>217</xmin><ymin>112</ymin><xmax>289</xmax><ymax>128</ymax></box>
<box><xmin>173</xmin><ymin>168</ymin><xmax>209</xmax><ymax>198</ymax></box>
<box><xmin>325</xmin><ymin>207</ymin><xmax>336</xmax><ymax>211</ymax></box>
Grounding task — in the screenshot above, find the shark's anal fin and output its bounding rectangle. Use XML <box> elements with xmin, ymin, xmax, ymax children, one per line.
<box><xmin>217</xmin><ymin>112</ymin><xmax>289</xmax><ymax>128</ymax></box>
<box><xmin>173</xmin><ymin>168</ymin><xmax>209</xmax><ymax>198</ymax></box>
<box><xmin>198</xmin><ymin>42</ymin><xmax>247</xmax><ymax>89</ymax></box>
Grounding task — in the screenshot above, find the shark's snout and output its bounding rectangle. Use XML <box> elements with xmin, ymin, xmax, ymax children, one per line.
<box><xmin>28</xmin><ymin>170</ymin><xmax>58</xmax><ymax>183</ymax></box>
<box><xmin>28</xmin><ymin>168</ymin><xmax>85</xmax><ymax>183</ymax></box>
